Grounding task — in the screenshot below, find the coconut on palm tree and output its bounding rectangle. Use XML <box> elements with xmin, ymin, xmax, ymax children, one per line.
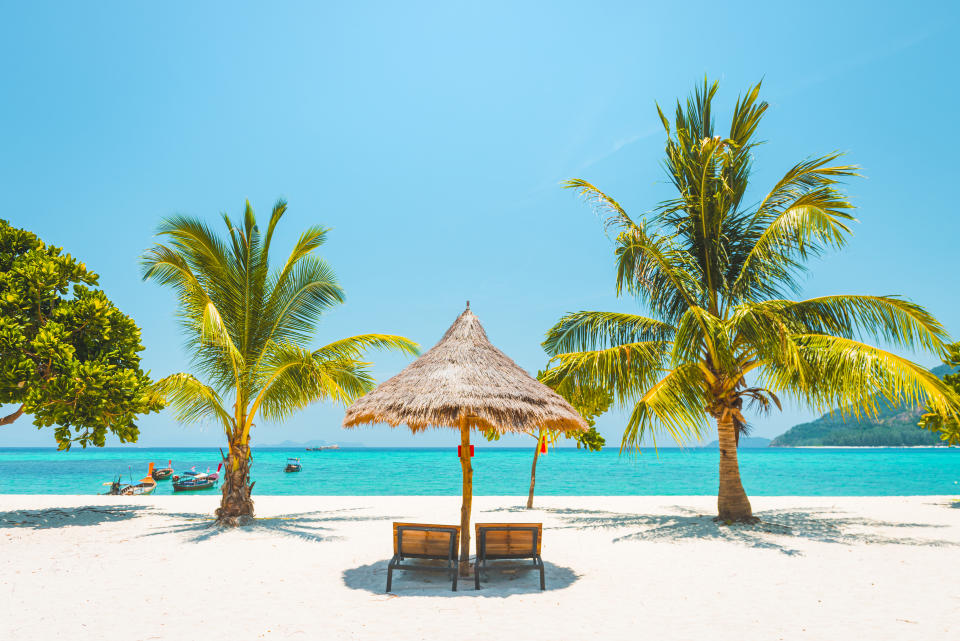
<box><xmin>143</xmin><ymin>200</ymin><xmax>418</xmax><ymax>525</ymax></box>
<box><xmin>542</xmin><ymin>80</ymin><xmax>960</xmax><ymax>523</ymax></box>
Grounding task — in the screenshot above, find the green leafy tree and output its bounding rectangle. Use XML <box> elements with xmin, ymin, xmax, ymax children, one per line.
<box><xmin>484</xmin><ymin>371</ymin><xmax>611</xmax><ymax>508</ymax></box>
<box><xmin>142</xmin><ymin>201</ymin><xmax>418</xmax><ymax>525</ymax></box>
<box><xmin>919</xmin><ymin>342</ymin><xmax>960</xmax><ymax>445</ymax></box>
<box><xmin>0</xmin><ymin>219</ymin><xmax>161</xmax><ymax>448</ymax></box>
<box><xmin>543</xmin><ymin>80</ymin><xmax>960</xmax><ymax>522</ymax></box>
<box><xmin>551</xmin><ymin>375</ymin><xmax>610</xmax><ymax>451</ymax></box>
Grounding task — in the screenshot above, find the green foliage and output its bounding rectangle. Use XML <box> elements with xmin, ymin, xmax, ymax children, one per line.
<box><xmin>774</xmin><ymin>423</ymin><xmax>941</xmax><ymax>447</ymax></box>
<box><xmin>919</xmin><ymin>345</ymin><xmax>960</xmax><ymax>445</ymax></box>
<box><xmin>544</xmin><ymin>79</ymin><xmax>960</xmax><ymax>454</ymax></box>
<box><xmin>0</xmin><ymin>219</ymin><xmax>161</xmax><ymax>449</ymax></box>
<box><xmin>542</xmin><ymin>370</ymin><xmax>610</xmax><ymax>450</ymax></box>
<box><xmin>478</xmin><ymin>369</ymin><xmax>611</xmax><ymax>451</ymax></box>
<box><xmin>142</xmin><ymin>200</ymin><xmax>419</xmax><ymax>445</ymax></box>
<box><xmin>574</xmin><ymin>426</ymin><xmax>605</xmax><ymax>451</ymax></box>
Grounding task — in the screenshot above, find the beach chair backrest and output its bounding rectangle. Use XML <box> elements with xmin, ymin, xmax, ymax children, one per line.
<box><xmin>392</xmin><ymin>523</ymin><xmax>460</xmax><ymax>559</ymax></box>
<box><xmin>475</xmin><ymin>523</ymin><xmax>542</xmax><ymax>556</ymax></box>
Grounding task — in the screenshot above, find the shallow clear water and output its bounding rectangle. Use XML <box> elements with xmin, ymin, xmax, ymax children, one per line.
<box><xmin>1</xmin><ymin>447</ymin><xmax>959</xmax><ymax>496</ymax></box>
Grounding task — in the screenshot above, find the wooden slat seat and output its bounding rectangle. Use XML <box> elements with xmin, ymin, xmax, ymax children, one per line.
<box><xmin>474</xmin><ymin>522</ymin><xmax>545</xmax><ymax>590</ymax></box>
<box><xmin>387</xmin><ymin>523</ymin><xmax>460</xmax><ymax>592</ymax></box>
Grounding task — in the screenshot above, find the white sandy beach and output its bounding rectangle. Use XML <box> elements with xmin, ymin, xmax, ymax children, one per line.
<box><xmin>1</xmin><ymin>495</ymin><xmax>958</xmax><ymax>641</ymax></box>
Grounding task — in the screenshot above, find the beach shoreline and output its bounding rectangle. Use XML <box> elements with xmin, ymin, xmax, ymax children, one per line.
<box><xmin>2</xmin><ymin>494</ymin><xmax>958</xmax><ymax>640</ymax></box>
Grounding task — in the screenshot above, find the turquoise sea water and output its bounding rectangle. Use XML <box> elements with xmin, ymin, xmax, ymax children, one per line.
<box><xmin>1</xmin><ymin>447</ymin><xmax>959</xmax><ymax>495</ymax></box>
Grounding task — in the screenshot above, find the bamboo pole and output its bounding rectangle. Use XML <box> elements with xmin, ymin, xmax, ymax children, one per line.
<box><xmin>458</xmin><ymin>415</ymin><xmax>473</xmax><ymax>576</ymax></box>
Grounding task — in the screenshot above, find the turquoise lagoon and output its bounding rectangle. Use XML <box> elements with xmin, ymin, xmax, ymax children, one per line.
<box><xmin>1</xmin><ymin>447</ymin><xmax>958</xmax><ymax>496</ymax></box>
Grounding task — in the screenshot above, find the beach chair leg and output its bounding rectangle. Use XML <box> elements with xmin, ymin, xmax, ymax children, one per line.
<box><xmin>452</xmin><ymin>566</ymin><xmax>458</xmax><ymax>592</ymax></box>
<box><xmin>387</xmin><ymin>556</ymin><xmax>397</xmax><ymax>592</ymax></box>
<box><xmin>474</xmin><ymin>560</ymin><xmax>481</xmax><ymax>590</ymax></box>
<box><xmin>537</xmin><ymin>557</ymin><xmax>545</xmax><ymax>590</ymax></box>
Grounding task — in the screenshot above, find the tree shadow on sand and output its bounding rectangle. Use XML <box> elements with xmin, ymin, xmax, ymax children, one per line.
<box><xmin>343</xmin><ymin>559</ymin><xmax>578</xmax><ymax>596</ymax></box>
<box><xmin>142</xmin><ymin>507</ymin><xmax>400</xmax><ymax>544</ymax></box>
<box><xmin>490</xmin><ymin>505</ymin><xmax>958</xmax><ymax>556</ymax></box>
<box><xmin>0</xmin><ymin>505</ymin><xmax>150</xmax><ymax>529</ymax></box>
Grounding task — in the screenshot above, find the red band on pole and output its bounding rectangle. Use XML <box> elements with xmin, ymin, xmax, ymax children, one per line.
<box><xmin>457</xmin><ymin>445</ymin><xmax>475</xmax><ymax>457</ymax></box>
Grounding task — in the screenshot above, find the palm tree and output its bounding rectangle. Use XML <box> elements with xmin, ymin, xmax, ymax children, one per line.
<box><xmin>142</xmin><ymin>200</ymin><xmax>418</xmax><ymax>525</ymax></box>
<box><xmin>542</xmin><ymin>80</ymin><xmax>960</xmax><ymax>522</ymax></box>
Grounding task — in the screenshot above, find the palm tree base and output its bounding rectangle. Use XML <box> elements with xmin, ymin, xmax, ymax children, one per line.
<box><xmin>713</xmin><ymin>515</ymin><xmax>760</xmax><ymax>525</ymax></box>
<box><xmin>214</xmin><ymin>489</ymin><xmax>255</xmax><ymax>526</ymax></box>
<box><xmin>214</xmin><ymin>513</ymin><xmax>255</xmax><ymax>527</ymax></box>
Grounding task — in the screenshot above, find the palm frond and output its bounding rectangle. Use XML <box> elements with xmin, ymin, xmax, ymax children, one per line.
<box><xmin>261</xmin><ymin>199</ymin><xmax>288</xmax><ymax>260</ymax></box>
<box><xmin>262</xmin><ymin>256</ymin><xmax>345</xmax><ymax>347</ymax></box>
<box><xmin>762</xmin><ymin>334</ymin><xmax>960</xmax><ymax>420</ymax></box>
<box><xmin>252</xmin><ymin>344</ymin><xmax>376</xmax><ymax>426</ymax></box>
<box><xmin>755</xmin><ymin>154</ymin><xmax>859</xmax><ymax>219</ymax></box>
<box><xmin>542</xmin><ymin>311</ymin><xmax>674</xmax><ymax>356</ymax></box>
<box><xmin>542</xmin><ymin>341</ymin><xmax>670</xmax><ymax>405</ymax></box>
<box><xmin>153</xmin><ymin>214</ymin><xmax>234</xmax><ymax>279</ymax></box>
<box><xmin>745</xmin><ymin>295</ymin><xmax>950</xmax><ymax>353</ymax></box>
<box><xmin>622</xmin><ymin>363</ymin><xmax>710</xmax><ymax>451</ymax></box>
<box><xmin>266</xmin><ymin>225</ymin><xmax>330</xmax><ymax>303</ymax></box>
<box><xmin>730</xmin><ymin>157</ymin><xmax>859</xmax><ymax>300</ymax></box>
<box><xmin>613</xmin><ymin>225</ymin><xmax>703</xmax><ymax>322</ymax></box>
<box><xmin>562</xmin><ymin>178</ymin><xmax>638</xmax><ymax>234</ymax></box>
<box><xmin>311</xmin><ymin>334</ymin><xmax>420</xmax><ymax>361</ymax></box>
<box><xmin>151</xmin><ymin>373</ymin><xmax>234</xmax><ymax>436</ymax></box>
<box><xmin>141</xmin><ymin>244</ymin><xmax>244</xmax><ymax>374</ymax></box>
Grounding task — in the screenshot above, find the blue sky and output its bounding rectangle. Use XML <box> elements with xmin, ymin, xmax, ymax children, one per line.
<box><xmin>2</xmin><ymin>1</ymin><xmax>958</xmax><ymax>448</ymax></box>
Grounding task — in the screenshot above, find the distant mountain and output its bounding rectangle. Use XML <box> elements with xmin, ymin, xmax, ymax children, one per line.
<box><xmin>259</xmin><ymin>439</ymin><xmax>364</xmax><ymax>448</ymax></box>
<box><xmin>770</xmin><ymin>364</ymin><xmax>956</xmax><ymax>447</ymax></box>
<box><xmin>704</xmin><ymin>436</ymin><xmax>771</xmax><ymax>448</ymax></box>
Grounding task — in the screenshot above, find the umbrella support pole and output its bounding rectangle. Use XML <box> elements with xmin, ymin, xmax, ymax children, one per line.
<box><xmin>458</xmin><ymin>419</ymin><xmax>473</xmax><ymax>577</ymax></box>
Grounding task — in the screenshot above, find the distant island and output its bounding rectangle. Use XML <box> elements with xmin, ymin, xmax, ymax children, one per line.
<box><xmin>769</xmin><ymin>364</ymin><xmax>955</xmax><ymax>447</ymax></box>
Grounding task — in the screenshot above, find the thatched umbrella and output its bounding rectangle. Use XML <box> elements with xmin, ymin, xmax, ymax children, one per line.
<box><xmin>343</xmin><ymin>303</ymin><xmax>587</xmax><ymax>574</ymax></box>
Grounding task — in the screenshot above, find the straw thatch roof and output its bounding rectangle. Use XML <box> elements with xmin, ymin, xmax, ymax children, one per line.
<box><xmin>342</xmin><ymin>305</ymin><xmax>588</xmax><ymax>435</ymax></box>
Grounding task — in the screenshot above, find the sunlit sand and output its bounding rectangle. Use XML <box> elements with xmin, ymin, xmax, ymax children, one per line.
<box><xmin>2</xmin><ymin>495</ymin><xmax>958</xmax><ymax>640</ymax></box>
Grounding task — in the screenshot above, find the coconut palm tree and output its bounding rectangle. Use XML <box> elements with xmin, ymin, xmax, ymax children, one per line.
<box><xmin>542</xmin><ymin>80</ymin><xmax>960</xmax><ymax>522</ymax></box>
<box><xmin>143</xmin><ymin>200</ymin><xmax>418</xmax><ymax>525</ymax></box>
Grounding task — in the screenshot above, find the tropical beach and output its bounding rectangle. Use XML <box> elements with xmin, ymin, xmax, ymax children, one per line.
<box><xmin>2</xmin><ymin>494</ymin><xmax>959</xmax><ymax>641</ymax></box>
<box><xmin>4</xmin><ymin>2</ymin><xmax>960</xmax><ymax>640</ymax></box>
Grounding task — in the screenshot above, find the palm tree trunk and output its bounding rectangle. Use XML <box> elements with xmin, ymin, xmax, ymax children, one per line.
<box><xmin>458</xmin><ymin>419</ymin><xmax>472</xmax><ymax>576</ymax></box>
<box><xmin>716</xmin><ymin>414</ymin><xmax>754</xmax><ymax>522</ymax></box>
<box><xmin>216</xmin><ymin>437</ymin><xmax>255</xmax><ymax>526</ymax></box>
<box><xmin>526</xmin><ymin>433</ymin><xmax>542</xmax><ymax>509</ymax></box>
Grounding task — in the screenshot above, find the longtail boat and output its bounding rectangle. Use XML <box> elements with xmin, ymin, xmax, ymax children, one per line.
<box><xmin>172</xmin><ymin>463</ymin><xmax>222</xmax><ymax>492</ymax></box>
<box><xmin>151</xmin><ymin>460</ymin><xmax>174</xmax><ymax>480</ymax></box>
<box><xmin>284</xmin><ymin>457</ymin><xmax>302</xmax><ymax>473</ymax></box>
<box><xmin>122</xmin><ymin>476</ymin><xmax>157</xmax><ymax>495</ymax></box>
<box><xmin>104</xmin><ymin>463</ymin><xmax>157</xmax><ymax>495</ymax></box>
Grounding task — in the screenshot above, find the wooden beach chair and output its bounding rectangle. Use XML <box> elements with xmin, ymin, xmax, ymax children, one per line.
<box><xmin>386</xmin><ymin>522</ymin><xmax>460</xmax><ymax>592</ymax></box>
<box><xmin>474</xmin><ymin>522</ymin><xmax>545</xmax><ymax>590</ymax></box>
